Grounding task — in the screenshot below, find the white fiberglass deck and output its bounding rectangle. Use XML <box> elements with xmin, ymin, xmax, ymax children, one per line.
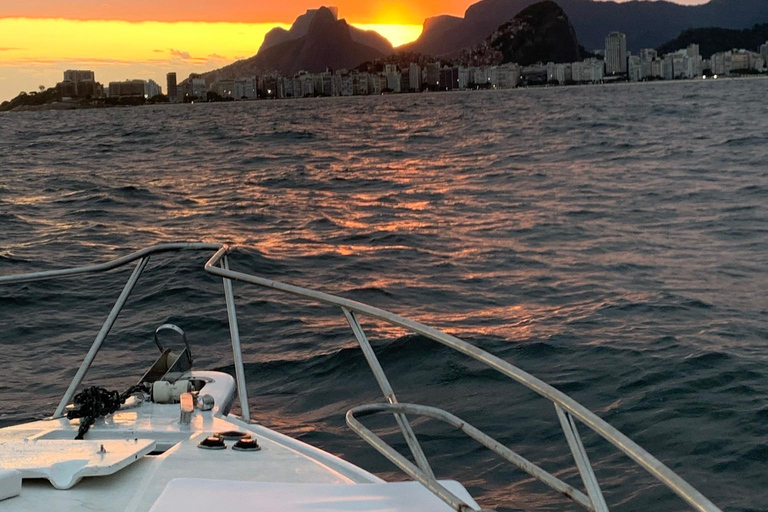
<box><xmin>150</xmin><ymin>479</ymin><xmax>480</xmax><ymax>512</ymax></box>
<box><xmin>0</xmin><ymin>371</ymin><xmax>392</xmax><ymax>512</ymax></box>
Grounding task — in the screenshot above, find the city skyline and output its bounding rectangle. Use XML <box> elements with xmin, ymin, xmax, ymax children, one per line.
<box><xmin>0</xmin><ymin>0</ymin><xmax>716</xmax><ymax>101</ymax></box>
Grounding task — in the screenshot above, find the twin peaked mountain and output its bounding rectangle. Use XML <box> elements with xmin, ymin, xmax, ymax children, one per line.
<box><xmin>208</xmin><ymin>7</ymin><xmax>390</xmax><ymax>79</ymax></box>
<box><xmin>204</xmin><ymin>0</ymin><xmax>768</xmax><ymax>81</ymax></box>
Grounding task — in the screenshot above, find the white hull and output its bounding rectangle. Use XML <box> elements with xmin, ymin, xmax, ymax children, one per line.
<box><xmin>0</xmin><ymin>371</ymin><xmax>405</xmax><ymax>511</ymax></box>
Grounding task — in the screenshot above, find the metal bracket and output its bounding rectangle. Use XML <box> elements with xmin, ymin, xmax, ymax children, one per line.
<box><xmin>154</xmin><ymin>324</ymin><xmax>192</xmax><ymax>363</ymax></box>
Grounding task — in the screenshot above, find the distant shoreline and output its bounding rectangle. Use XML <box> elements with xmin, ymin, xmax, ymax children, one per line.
<box><xmin>3</xmin><ymin>74</ymin><xmax>765</xmax><ymax>114</ymax></box>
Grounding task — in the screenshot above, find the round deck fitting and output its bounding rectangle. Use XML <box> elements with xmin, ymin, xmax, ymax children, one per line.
<box><xmin>232</xmin><ymin>438</ymin><xmax>261</xmax><ymax>451</ymax></box>
<box><xmin>198</xmin><ymin>436</ymin><xmax>226</xmax><ymax>450</ymax></box>
<box><xmin>215</xmin><ymin>430</ymin><xmax>249</xmax><ymax>440</ymax></box>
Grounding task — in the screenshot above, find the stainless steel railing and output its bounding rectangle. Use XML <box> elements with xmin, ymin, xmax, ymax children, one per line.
<box><xmin>0</xmin><ymin>243</ymin><xmax>723</xmax><ymax>512</ymax></box>
<box><xmin>204</xmin><ymin>245</ymin><xmax>723</xmax><ymax>512</ymax></box>
<box><xmin>0</xmin><ymin>242</ymin><xmax>251</xmax><ymax>423</ymax></box>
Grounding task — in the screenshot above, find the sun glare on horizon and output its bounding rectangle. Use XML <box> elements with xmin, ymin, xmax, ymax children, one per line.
<box><xmin>0</xmin><ymin>17</ymin><xmax>422</xmax><ymax>101</ymax></box>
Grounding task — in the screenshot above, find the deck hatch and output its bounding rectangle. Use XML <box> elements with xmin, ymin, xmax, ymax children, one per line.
<box><xmin>0</xmin><ymin>438</ymin><xmax>155</xmax><ymax>489</ymax></box>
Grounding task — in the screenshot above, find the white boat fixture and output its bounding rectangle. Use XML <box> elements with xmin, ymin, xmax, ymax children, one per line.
<box><xmin>0</xmin><ymin>243</ymin><xmax>724</xmax><ymax>512</ymax></box>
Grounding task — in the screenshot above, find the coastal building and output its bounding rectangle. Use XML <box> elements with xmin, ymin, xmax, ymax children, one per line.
<box><xmin>491</xmin><ymin>63</ymin><xmax>520</xmax><ymax>88</ymax></box>
<box><xmin>145</xmin><ymin>79</ymin><xmax>162</xmax><ymax>98</ymax></box>
<box><xmin>424</xmin><ymin>62</ymin><xmax>440</xmax><ymax>87</ymax></box>
<box><xmin>711</xmin><ymin>51</ymin><xmax>731</xmax><ymax>75</ymax></box>
<box><xmin>385</xmin><ymin>66</ymin><xmax>400</xmax><ymax>92</ymax></box>
<box><xmin>55</xmin><ymin>80</ymin><xmax>77</xmax><ymax>99</ymax></box>
<box><xmin>572</xmin><ymin>59</ymin><xmax>604</xmax><ymax>83</ymax></box>
<box><xmin>340</xmin><ymin>75</ymin><xmax>353</xmax><ymax>96</ymax></box>
<box><xmin>662</xmin><ymin>54</ymin><xmax>675</xmax><ymax>79</ymax></box>
<box><xmin>61</xmin><ymin>70</ymin><xmax>100</xmax><ymax>98</ymax></box>
<box><xmin>520</xmin><ymin>63</ymin><xmax>548</xmax><ymax>84</ymax></box>
<box><xmin>64</xmin><ymin>70</ymin><xmax>94</xmax><ymax>84</ymax></box>
<box><xmin>761</xmin><ymin>42</ymin><xmax>768</xmax><ymax>69</ymax></box>
<box><xmin>90</xmin><ymin>32</ymin><xmax>765</xmax><ymax>105</ymax></box>
<box><xmin>191</xmin><ymin>76</ymin><xmax>207</xmax><ymax>100</ymax></box>
<box><xmin>321</xmin><ymin>72</ymin><xmax>333</xmax><ymax>96</ymax></box>
<box><xmin>166</xmin><ymin>73</ymin><xmax>178</xmax><ymax>102</ymax></box>
<box><xmin>438</xmin><ymin>67</ymin><xmax>459</xmax><ymax>91</ymax></box>
<box><xmin>456</xmin><ymin>67</ymin><xmax>469</xmax><ymax>89</ymax></box>
<box><xmin>546</xmin><ymin>62</ymin><xmax>556</xmax><ymax>83</ymax></box>
<box><xmin>605</xmin><ymin>32</ymin><xmax>627</xmax><ymax>75</ymax></box>
<box><xmin>650</xmin><ymin>59</ymin><xmax>663</xmax><ymax>78</ymax></box>
<box><xmin>473</xmin><ymin>67</ymin><xmax>491</xmax><ymax>87</ymax></box>
<box><xmin>638</xmin><ymin>49</ymin><xmax>662</xmax><ymax>79</ymax></box>
<box><xmin>297</xmin><ymin>74</ymin><xmax>313</xmax><ymax>97</ymax></box>
<box><xmin>234</xmin><ymin>78</ymin><xmax>256</xmax><ymax>99</ymax></box>
<box><xmin>710</xmin><ymin>49</ymin><xmax>764</xmax><ymax>75</ymax></box>
<box><xmin>108</xmin><ymin>80</ymin><xmax>145</xmax><ymax>98</ymax></box>
<box><xmin>731</xmin><ymin>51</ymin><xmax>750</xmax><ymax>71</ymax></box>
<box><xmin>555</xmin><ymin>63</ymin><xmax>572</xmax><ymax>84</ymax></box>
<box><xmin>628</xmin><ymin>55</ymin><xmax>642</xmax><ymax>81</ymax></box>
<box><xmin>212</xmin><ymin>79</ymin><xmax>235</xmax><ymax>98</ymax></box>
<box><xmin>409</xmin><ymin>63</ymin><xmax>422</xmax><ymax>91</ymax></box>
<box><xmin>372</xmin><ymin>74</ymin><xmax>386</xmax><ymax>94</ymax></box>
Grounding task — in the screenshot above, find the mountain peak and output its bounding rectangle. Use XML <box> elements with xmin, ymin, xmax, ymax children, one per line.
<box><xmin>202</xmin><ymin>7</ymin><xmax>388</xmax><ymax>81</ymax></box>
<box><xmin>259</xmin><ymin>5</ymin><xmax>392</xmax><ymax>56</ymax></box>
<box><xmin>309</xmin><ymin>6</ymin><xmax>344</xmax><ymax>32</ymax></box>
<box><xmin>401</xmin><ymin>0</ymin><xmax>768</xmax><ymax>55</ymax></box>
<box><xmin>259</xmin><ymin>6</ymin><xmax>339</xmax><ymax>53</ymax></box>
<box><xmin>457</xmin><ymin>0</ymin><xmax>581</xmax><ymax>66</ymax></box>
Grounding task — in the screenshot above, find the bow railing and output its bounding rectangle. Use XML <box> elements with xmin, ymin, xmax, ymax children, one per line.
<box><xmin>0</xmin><ymin>243</ymin><xmax>723</xmax><ymax>512</ymax></box>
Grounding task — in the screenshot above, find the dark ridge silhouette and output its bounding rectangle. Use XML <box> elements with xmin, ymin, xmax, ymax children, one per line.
<box><xmin>202</xmin><ymin>7</ymin><xmax>386</xmax><ymax>81</ymax></box>
<box><xmin>657</xmin><ymin>23</ymin><xmax>768</xmax><ymax>57</ymax></box>
<box><xmin>490</xmin><ymin>1</ymin><xmax>581</xmax><ymax>65</ymax></box>
<box><xmin>401</xmin><ymin>0</ymin><xmax>768</xmax><ymax>55</ymax></box>
<box><xmin>258</xmin><ymin>6</ymin><xmax>393</xmax><ymax>56</ymax></box>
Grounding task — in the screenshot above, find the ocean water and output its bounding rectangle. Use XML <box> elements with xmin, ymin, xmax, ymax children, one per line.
<box><xmin>1</xmin><ymin>79</ymin><xmax>767</xmax><ymax>511</ymax></box>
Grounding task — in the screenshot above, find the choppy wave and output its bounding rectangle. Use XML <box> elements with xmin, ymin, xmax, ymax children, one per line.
<box><xmin>1</xmin><ymin>79</ymin><xmax>768</xmax><ymax>511</ymax></box>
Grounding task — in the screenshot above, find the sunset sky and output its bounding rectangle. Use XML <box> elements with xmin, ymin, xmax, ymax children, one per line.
<box><xmin>0</xmin><ymin>0</ymin><xmax>710</xmax><ymax>102</ymax></box>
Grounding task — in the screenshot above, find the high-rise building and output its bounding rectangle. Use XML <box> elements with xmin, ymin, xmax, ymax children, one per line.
<box><xmin>63</xmin><ymin>70</ymin><xmax>97</xmax><ymax>97</ymax></box>
<box><xmin>408</xmin><ymin>63</ymin><xmax>421</xmax><ymax>91</ymax></box>
<box><xmin>424</xmin><ymin>62</ymin><xmax>440</xmax><ymax>87</ymax></box>
<box><xmin>64</xmin><ymin>70</ymin><xmax>95</xmax><ymax>84</ymax></box>
<box><xmin>639</xmin><ymin>49</ymin><xmax>657</xmax><ymax>62</ymax></box>
<box><xmin>108</xmin><ymin>80</ymin><xmax>145</xmax><ymax>98</ymax></box>
<box><xmin>166</xmin><ymin>72</ymin><xmax>178</xmax><ymax>102</ymax></box>
<box><xmin>605</xmin><ymin>32</ymin><xmax>627</xmax><ymax>75</ymax></box>
<box><xmin>145</xmin><ymin>79</ymin><xmax>162</xmax><ymax>98</ymax></box>
<box><xmin>628</xmin><ymin>55</ymin><xmax>642</xmax><ymax>81</ymax></box>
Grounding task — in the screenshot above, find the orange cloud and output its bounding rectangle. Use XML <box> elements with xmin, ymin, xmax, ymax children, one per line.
<box><xmin>0</xmin><ymin>1</ymin><xmax>473</xmax><ymax>25</ymax></box>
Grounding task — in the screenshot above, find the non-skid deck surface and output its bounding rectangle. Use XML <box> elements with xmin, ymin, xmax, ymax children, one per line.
<box><xmin>149</xmin><ymin>479</ymin><xmax>480</xmax><ymax>512</ymax></box>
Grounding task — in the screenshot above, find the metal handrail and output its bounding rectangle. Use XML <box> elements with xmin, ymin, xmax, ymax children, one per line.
<box><xmin>0</xmin><ymin>242</ymin><xmax>221</xmax><ymax>284</ymax></box>
<box><xmin>0</xmin><ymin>242</ymin><xmax>251</xmax><ymax>422</ymax></box>
<box><xmin>347</xmin><ymin>402</ymin><xmax>593</xmax><ymax>512</ymax></box>
<box><xmin>204</xmin><ymin>248</ymin><xmax>723</xmax><ymax>512</ymax></box>
<box><xmin>0</xmin><ymin>244</ymin><xmax>724</xmax><ymax>512</ymax></box>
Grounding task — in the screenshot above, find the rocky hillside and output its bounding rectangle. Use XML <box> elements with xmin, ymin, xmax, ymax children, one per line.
<box><xmin>657</xmin><ymin>23</ymin><xmax>768</xmax><ymax>57</ymax></box>
<box><xmin>202</xmin><ymin>7</ymin><xmax>387</xmax><ymax>81</ymax></box>
<box><xmin>400</xmin><ymin>0</ymin><xmax>768</xmax><ymax>55</ymax></box>
<box><xmin>469</xmin><ymin>1</ymin><xmax>581</xmax><ymax>66</ymax></box>
<box><xmin>258</xmin><ymin>7</ymin><xmax>393</xmax><ymax>56</ymax></box>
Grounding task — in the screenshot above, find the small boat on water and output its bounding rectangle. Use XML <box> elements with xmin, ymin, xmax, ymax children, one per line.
<box><xmin>0</xmin><ymin>243</ymin><xmax>723</xmax><ymax>512</ymax></box>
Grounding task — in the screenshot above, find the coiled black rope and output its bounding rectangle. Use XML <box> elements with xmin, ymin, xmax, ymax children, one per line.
<box><xmin>66</xmin><ymin>384</ymin><xmax>146</xmax><ymax>440</ymax></box>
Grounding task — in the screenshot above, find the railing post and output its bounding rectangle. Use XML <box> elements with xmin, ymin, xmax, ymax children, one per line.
<box><xmin>54</xmin><ymin>257</ymin><xmax>149</xmax><ymax>418</ymax></box>
<box><xmin>221</xmin><ymin>254</ymin><xmax>250</xmax><ymax>422</ymax></box>
<box><xmin>341</xmin><ymin>307</ymin><xmax>435</xmax><ymax>480</ymax></box>
<box><xmin>555</xmin><ymin>404</ymin><xmax>610</xmax><ymax>512</ymax></box>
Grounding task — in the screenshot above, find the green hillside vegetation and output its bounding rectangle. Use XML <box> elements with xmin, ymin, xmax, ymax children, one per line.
<box><xmin>657</xmin><ymin>23</ymin><xmax>768</xmax><ymax>57</ymax></box>
<box><xmin>0</xmin><ymin>88</ymin><xmax>60</xmax><ymax>112</ymax></box>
